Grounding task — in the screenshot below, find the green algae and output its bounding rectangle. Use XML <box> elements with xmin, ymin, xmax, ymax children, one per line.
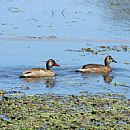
<box><xmin>0</xmin><ymin>94</ymin><xmax>130</xmax><ymax>129</ymax></box>
<box><xmin>66</xmin><ymin>45</ymin><xmax>129</xmax><ymax>55</ymax></box>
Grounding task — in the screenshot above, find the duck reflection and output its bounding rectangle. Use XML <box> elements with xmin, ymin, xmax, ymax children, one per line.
<box><xmin>103</xmin><ymin>74</ymin><xmax>113</xmax><ymax>84</ymax></box>
<box><xmin>22</xmin><ymin>77</ymin><xmax>55</xmax><ymax>88</ymax></box>
<box><xmin>81</xmin><ymin>73</ymin><xmax>113</xmax><ymax>84</ymax></box>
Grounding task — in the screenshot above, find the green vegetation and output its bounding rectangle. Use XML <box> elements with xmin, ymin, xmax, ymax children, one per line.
<box><xmin>66</xmin><ymin>45</ymin><xmax>129</xmax><ymax>55</ymax></box>
<box><xmin>0</xmin><ymin>94</ymin><xmax>130</xmax><ymax>129</ymax></box>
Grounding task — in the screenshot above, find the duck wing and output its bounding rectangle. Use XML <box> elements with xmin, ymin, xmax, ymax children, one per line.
<box><xmin>32</xmin><ymin>68</ymin><xmax>46</xmax><ymax>71</ymax></box>
<box><xmin>80</xmin><ymin>64</ymin><xmax>111</xmax><ymax>73</ymax></box>
<box><xmin>82</xmin><ymin>64</ymin><xmax>104</xmax><ymax>69</ymax></box>
<box><xmin>22</xmin><ymin>68</ymin><xmax>54</xmax><ymax>77</ymax></box>
<box><xmin>22</xmin><ymin>68</ymin><xmax>45</xmax><ymax>74</ymax></box>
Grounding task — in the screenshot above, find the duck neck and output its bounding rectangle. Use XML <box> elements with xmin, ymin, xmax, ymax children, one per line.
<box><xmin>104</xmin><ymin>60</ymin><xmax>110</xmax><ymax>67</ymax></box>
<box><xmin>46</xmin><ymin>64</ymin><xmax>51</xmax><ymax>70</ymax></box>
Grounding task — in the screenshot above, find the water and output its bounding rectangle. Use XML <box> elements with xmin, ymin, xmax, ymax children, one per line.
<box><xmin>0</xmin><ymin>0</ymin><xmax>130</xmax><ymax>98</ymax></box>
<box><xmin>0</xmin><ymin>0</ymin><xmax>130</xmax><ymax>40</ymax></box>
<box><xmin>0</xmin><ymin>41</ymin><xmax>129</xmax><ymax>98</ymax></box>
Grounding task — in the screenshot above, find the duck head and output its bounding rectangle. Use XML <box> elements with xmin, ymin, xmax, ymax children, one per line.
<box><xmin>104</xmin><ymin>56</ymin><xmax>117</xmax><ymax>66</ymax></box>
<box><xmin>46</xmin><ymin>59</ymin><xmax>60</xmax><ymax>70</ymax></box>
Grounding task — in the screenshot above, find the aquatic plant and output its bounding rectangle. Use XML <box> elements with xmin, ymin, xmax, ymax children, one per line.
<box><xmin>0</xmin><ymin>94</ymin><xmax>129</xmax><ymax>129</ymax></box>
<box><xmin>66</xmin><ymin>45</ymin><xmax>129</xmax><ymax>55</ymax></box>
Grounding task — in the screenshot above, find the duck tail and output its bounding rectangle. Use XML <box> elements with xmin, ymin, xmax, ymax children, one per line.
<box><xmin>19</xmin><ymin>75</ymin><xmax>25</xmax><ymax>78</ymax></box>
<box><xmin>75</xmin><ymin>70</ymin><xmax>80</xmax><ymax>72</ymax></box>
<box><xmin>75</xmin><ymin>69</ymin><xmax>83</xmax><ymax>72</ymax></box>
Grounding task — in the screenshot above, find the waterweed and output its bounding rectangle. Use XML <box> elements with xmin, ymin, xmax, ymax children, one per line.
<box><xmin>0</xmin><ymin>94</ymin><xmax>130</xmax><ymax>129</ymax></box>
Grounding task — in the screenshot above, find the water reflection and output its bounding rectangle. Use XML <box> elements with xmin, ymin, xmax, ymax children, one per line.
<box><xmin>103</xmin><ymin>74</ymin><xmax>113</xmax><ymax>84</ymax></box>
<box><xmin>22</xmin><ymin>77</ymin><xmax>55</xmax><ymax>88</ymax></box>
<box><xmin>81</xmin><ymin>73</ymin><xmax>113</xmax><ymax>84</ymax></box>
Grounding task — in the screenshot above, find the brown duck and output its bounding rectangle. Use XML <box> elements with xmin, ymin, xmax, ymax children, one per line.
<box><xmin>76</xmin><ymin>56</ymin><xmax>117</xmax><ymax>73</ymax></box>
<box><xmin>20</xmin><ymin>59</ymin><xmax>60</xmax><ymax>78</ymax></box>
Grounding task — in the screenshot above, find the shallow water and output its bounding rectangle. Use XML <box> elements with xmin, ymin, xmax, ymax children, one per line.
<box><xmin>0</xmin><ymin>0</ymin><xmax>130</xmax><ymax>98</ymax></box>
<box><xmin>0</xmin><ymin>41</ymin><xmax>129</xmax><ymax>98</ymax></box>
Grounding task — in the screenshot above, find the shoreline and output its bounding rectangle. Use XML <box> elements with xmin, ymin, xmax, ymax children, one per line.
<box><xmin>0</xmin><ymin>35</ymin><xmax>130</xmax><ymax>44</ymax></box>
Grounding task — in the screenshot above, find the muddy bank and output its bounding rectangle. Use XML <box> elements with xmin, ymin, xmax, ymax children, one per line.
<box><xmin>0</xmin><ymin>94</ymin><xmax>130</xmax><ymax>129</ymax></box>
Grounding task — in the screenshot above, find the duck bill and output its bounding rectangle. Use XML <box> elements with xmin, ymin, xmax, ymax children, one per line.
<box><xmin>54</xmin><ymin>63</ymin><xmax>60</xmax><ymax>67</ymax></box>
<box><xmin>112</xmin><ymin>59</ymin><xmax>117</xmax><ymax>63</ymax></box>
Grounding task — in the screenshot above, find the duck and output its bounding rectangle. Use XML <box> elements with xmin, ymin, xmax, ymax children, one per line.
<box><xmin>76</xmin><ymin>56</ymin><xmax>117</xmax><ymax>73</ymax></box>
<box><xmin>19</xmin><ymin>59</ymin><xmax>60</xmax><ymax>78</ymax></box>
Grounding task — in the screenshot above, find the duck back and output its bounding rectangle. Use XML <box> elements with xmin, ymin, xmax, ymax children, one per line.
<box><xmin>21</xmin><ymin>68</ymin><xmax>55</xmax><ymax>77</ymax></box>
<box><xmin>79</xmin><ymin>64</ymin><xmax>111</xmax><ymax>73</ymax></box>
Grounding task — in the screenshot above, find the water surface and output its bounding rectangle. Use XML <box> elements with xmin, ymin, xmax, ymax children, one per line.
<box><xmin>0</xmin><ymin>0</ymin><xmax>130</xmax><ymax>98</ymax></box>
<box><xmin>0</xmin><ymin>41</ymin><xmax>129</xmax><ymax>98</ymax></box>
<box><xmin>0</xmin><ymin>0</ymin><xmax>130</xmax><ymax>40</ymax></box>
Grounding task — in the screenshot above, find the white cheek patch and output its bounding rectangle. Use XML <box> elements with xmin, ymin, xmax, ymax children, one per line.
<box><xmin>49</xmin><ymin>62</ymin><xmax>53</xmax><ymax>67</ymax></box>
<box><xmin>110</xmin><ymin>59</ymin><xmax>113</xmax><ymax>62</ymax></box>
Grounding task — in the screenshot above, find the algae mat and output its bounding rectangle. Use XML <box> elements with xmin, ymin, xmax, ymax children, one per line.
<box><xmin>0</xmin><ymin>94</ymin><xmax>130</xmax><ymax>129</ymax></box>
